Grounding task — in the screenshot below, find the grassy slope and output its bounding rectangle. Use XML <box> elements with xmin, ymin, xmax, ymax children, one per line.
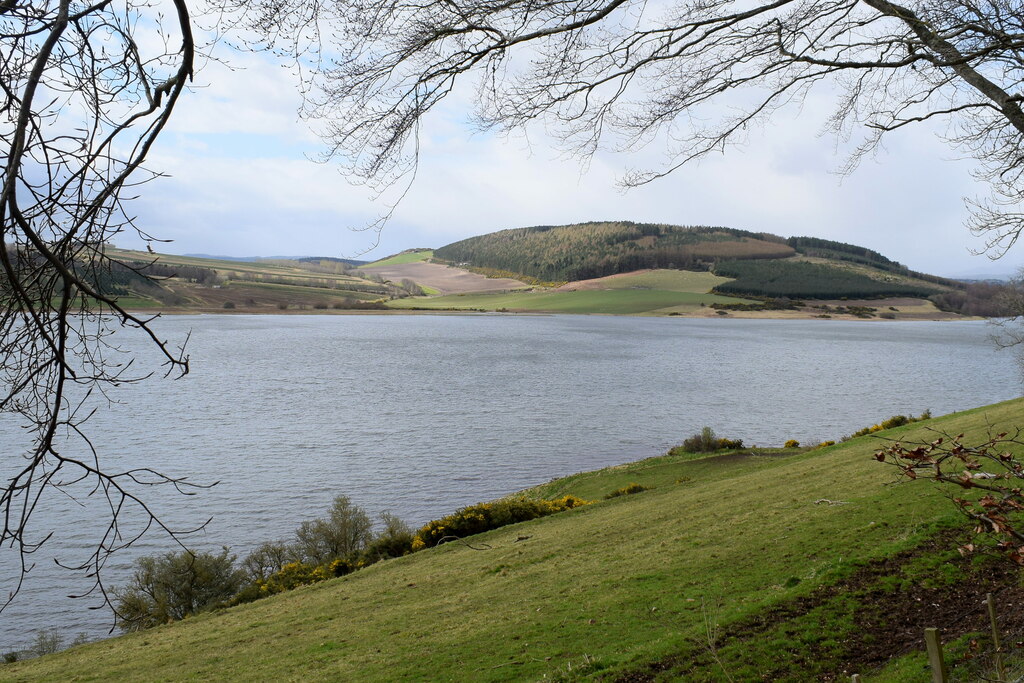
<box><xmin>387</xmin><ymin>269</ymin><xmax>750</xmax><ymax>314</ymax></box>
<box><xmin>10</xmin><ymin>398</ymin><xmax>1024</xmax><ymax>682</ymax></box>
<box><xmin>364</xmin><ymin>250</ymin><xmax>434</xmax><ymax>267</ymax></box>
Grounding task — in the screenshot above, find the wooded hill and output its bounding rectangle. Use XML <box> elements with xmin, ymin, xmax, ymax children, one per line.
<box><xmin>434</xmin><ymin>222</ymin><xmax>796</xmax><ymax>282</ymax></box>
<box><xmin>433</xmin><ymin>221</ymin><xmax>961</xmax><ymax>300</ymax></box>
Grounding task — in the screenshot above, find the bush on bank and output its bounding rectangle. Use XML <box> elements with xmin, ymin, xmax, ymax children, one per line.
<box><xmin>411</xmin><ymin>495</ymin><xmax>590</xmax><ymax>550</ymax></box>
<box><xmin>114</xmin><ymin>493</ymin><xmax>591</xmax><ymax>629</ymax></box>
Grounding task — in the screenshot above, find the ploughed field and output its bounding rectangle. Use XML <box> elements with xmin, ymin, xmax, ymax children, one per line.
<box><xmin>360</xmin><ymin>260</ymin><xmax>528</xmax><ymax>294</ymax></box>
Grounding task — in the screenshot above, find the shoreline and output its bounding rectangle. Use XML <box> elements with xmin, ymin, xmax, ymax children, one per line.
<box><xmin>117</xmin><ymin>302</ymin><xmax>978</xmax><ymax>322</ymax></box>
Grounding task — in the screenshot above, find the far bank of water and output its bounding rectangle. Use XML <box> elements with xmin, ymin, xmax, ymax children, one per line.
<box><xmin>0</xmin><ymin>314</ymin><xmax>1020</xmax><ymax>650</ymax></box>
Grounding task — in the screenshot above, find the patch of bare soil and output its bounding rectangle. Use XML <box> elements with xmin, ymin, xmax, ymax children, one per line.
<box><xmin>360</xmin><ymin>262</ymin><xmax>528</xmax><ymax>294</ymax></box>
<box><xmin>615</xmin><ymin>528</ymin><xmax>1024</xmax><ymax>682</ymax></box>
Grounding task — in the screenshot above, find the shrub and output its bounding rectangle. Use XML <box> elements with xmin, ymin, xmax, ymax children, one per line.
<box><xmin>844</xmin><ymin>410</ymin><xmax>932</xmax><ymax>440</ymax></box>
<box><xmin>27</xmin><ymin>629</ymin><xmax>63</xmax><ymax>658</ymax></box>
<box><xmin>293</xmin><ymin>495</ymin><xmax>373</xmax><ymax>565</ymax></box>
<box><xmin>362</xmin><ymin>512</ymin><xmax>415</xmax><ymax>562</ymax></box>
<box><xmin>255</xmin><ymin>561</ymin><xmax>332</xmax><ymax>596</ymax></box>
<box><xmin>816</xmin><ymin>440</ymin><xmax>836</xmax><ymax>449</ymax></box>
<box><xmin>313</xmin><ymin>302</ymin><xmax>328</xmax><ymax>309</ymax></box>
<box><xmin>604</xmin><ymin>483</ymin><xmax>650</xmax><ymax>499</ymax></box>
<box><xmin>676</xmin><ymin>427</ymin><xmax>743</xmax><ymax>453</ymax></box>
<box><xmin>412</xmin><ymin>495</ymin><xmax>590</xmax><ymax>550</ymax></box>
<box><xmin>241</xmin><ymin>541</ymin><xmax>294</xmax><ymax>582</ymax></box>
<box><xmin>113</xmin><ymin>547</ymin><xmax>245</xmax><ymax>632</ymax></box>
<box><xmin>784</xmin><ymin>439</ymin><xmax>800</xmax><ymax>448</ymax></box>
<box><xmin>681</xmin><ymin>426</ymin><xmax>719</xmax><ymax>453</ymax></box>
<box><xmin>222</xmin><ymin>301</ymin><xmax>235</xmax><ymax>309</ymax></box>
<box><xmin>235</xmin><ymin>500</ymin><xmax>415</xmax><ymax>605</ymax></box>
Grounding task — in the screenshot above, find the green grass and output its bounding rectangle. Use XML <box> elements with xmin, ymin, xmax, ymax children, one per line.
<box><xmin>101</xmin><ymin>295</ymin><xmax>163</xmax><ymax>309</ymax></box>
<box><xmin>364</xmin><ymin>250</ymin><xmax>433</xmax><ymax>267</ymax></box>
<box><xmin>524</xmin><ymin>447</ymin><xmax>799</xmax><ymax>501</ymax></box>
<box><xmin>236</xmin><ymin>282</ymin><xmax>383</xmax><ymax>301</ymax></box>
<box><xmin>8</xmin><ymin>399</ymin><xmax>1024</xmax><ymax>681</ymax></box>
<box><xmin>583</xmin><ymin>269</ymin><xmax>731</xmax><ymax>292</ymax></box>
<box><xmin>386</xmin><ymin>269</ymin><xmax>753</xmax><ymax>314</ymax></box>
<box><xmin>387</xmin><ymin>288</ymin><xmax>747</xmax><ymax>314</ymax></box>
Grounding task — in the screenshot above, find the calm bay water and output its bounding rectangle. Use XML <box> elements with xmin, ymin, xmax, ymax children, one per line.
<box><xmin>0</xmin><ymin>314</ymin><xmax>1020</xmax><ymax>649</ymax></box>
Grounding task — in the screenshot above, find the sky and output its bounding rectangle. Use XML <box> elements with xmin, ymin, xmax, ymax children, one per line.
<box><xmin>124</xmin><ymin>46</ymin><xmax>1024</xmax><ymax>280</ymax></box>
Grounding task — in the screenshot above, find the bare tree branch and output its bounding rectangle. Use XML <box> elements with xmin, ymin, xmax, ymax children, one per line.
<box><xmin>233</xmin><ymin>0</ymin><xmax>1024</xmax><ymax>253</ymax></box>
<box><xmin>0</xmin><ymin>0</ymin><xmax>205</xmax><ymax>613</ymax></box>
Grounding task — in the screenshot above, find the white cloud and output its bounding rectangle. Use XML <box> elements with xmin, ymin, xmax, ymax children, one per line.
<box><xmin>123</xmin><ymin>46</ymin><xmax>1024</xmax><ymax>277</ymax></box>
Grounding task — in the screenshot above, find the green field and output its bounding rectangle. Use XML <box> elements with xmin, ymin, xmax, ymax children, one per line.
<box><xmin>237</xmin><ymin>281</ymin><xmax>383</xmax><ymax>302</ymax></box>
<box><xmin>387</xmin><ymin>269</ymin><xmax>748</xmax><ymax>314</ymax></box>
<box><xmin>364</xmin><ymin>249</ymin><xmax>434</xmax><ymax>267</ymax></box>
<box><xmin>388</xmin><ymin>288</ymin><xmax>746</xmax><ymax>314</ymax></box>
<box><xmin>10</xmin><ymin>399</ymin><xmax>1024</xmax><ymax>681</ymax></box>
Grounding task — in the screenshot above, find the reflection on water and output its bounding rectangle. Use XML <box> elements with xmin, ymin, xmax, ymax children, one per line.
<box><xmin>0</xmin><ymin>314</ymin><xmax>1019</xmax><ymax>648</ymax></box>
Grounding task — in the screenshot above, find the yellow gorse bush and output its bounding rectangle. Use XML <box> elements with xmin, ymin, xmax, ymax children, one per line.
<box><xmin>413</xmin><ymin>495</ymin><xmax>590</xmax><ymax>548</ymax></box>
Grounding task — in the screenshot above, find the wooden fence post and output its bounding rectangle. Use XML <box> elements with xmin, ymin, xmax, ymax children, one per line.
<box><xmin>924</xmin><ymin>628</ymin><xmax>949</xmax><ymax>683</ymax></box>
<box><xmin>988</xmin><ymin>592</ymin><xmax>1006</xmax><ymax>682</ymax></box>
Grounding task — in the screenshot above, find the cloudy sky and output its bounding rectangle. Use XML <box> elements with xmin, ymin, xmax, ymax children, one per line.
<box><xmin>126</xmin><ymin>47</ymin><xmax>1024</xmax><ymax>280</ymax></box>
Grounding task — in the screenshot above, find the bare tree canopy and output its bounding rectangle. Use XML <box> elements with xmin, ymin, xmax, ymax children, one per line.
<box><xmin>0</xmin><ymin>0</ymin><xmax>199</xmax><ymax>610</ymax></box>
<box><xmin>235</xmin><ymin>0</ymin><xmax>1024</xmax><ymax>254</ymax></box>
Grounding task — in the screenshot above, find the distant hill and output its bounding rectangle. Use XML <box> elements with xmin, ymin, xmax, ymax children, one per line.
<box><xmin>432</xmin><ymin>221</ymin><xmax>958</xmax><ymax>301</ymax></box>
<box><xmin>93</xmin><ymin>227</ymin><xmax>1010</xmax><ymax>316</ymax></box>
<box><xmin>434</xmin><ymin>221</ymin><xmax>795</xmax><ymax>282</ymax></box>
<box><xmin>184</xmin><ymin>254</ymin><xmax>369</xmax><ymax>267</ymax></box>
<box><xmin>100</xmin><ymin>248</ymin><xmax>390</xmax><ymax>311</ymax></box>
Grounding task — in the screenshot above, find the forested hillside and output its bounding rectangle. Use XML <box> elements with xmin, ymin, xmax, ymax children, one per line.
<box><xmin>712</xmin><ymin>259</ymin><xmax>946</xmax><ymax>299</ymax></box>
<box><xmin>431</xmin><ymin>223</ymin><xmax>973</xmax><ymax>303</ymax></box>
<box><xmin>434</xmin><ymin>222</ymin><xmax>795</xmax><ymax>282</ymax></box>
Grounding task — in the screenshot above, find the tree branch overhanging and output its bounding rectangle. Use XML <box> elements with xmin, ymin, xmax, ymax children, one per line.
<box><xmin>234</xmin><ymin>0</ymin><xmax>1024</xmax><ymax>253</ymax></box>
<box><xmin>0</xmin><ymin>0</ymin><xmax>207</xmax><ymax>615</ymax></box>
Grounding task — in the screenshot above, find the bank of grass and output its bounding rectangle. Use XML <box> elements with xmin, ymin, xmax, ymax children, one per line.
<box><xmin>387</xmin><ymin>288</ymin><xmax>747</xmax><ymax>314</ymax></box>
<box><xmin>9</xmin><ymin>398</ymin><xmax>1024</xmax><ymax>681</ymax></box>
<box><xmin>364</xmin><ymin>249</ymin><xmax>434</xmax><ymax>267</ymax></box>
